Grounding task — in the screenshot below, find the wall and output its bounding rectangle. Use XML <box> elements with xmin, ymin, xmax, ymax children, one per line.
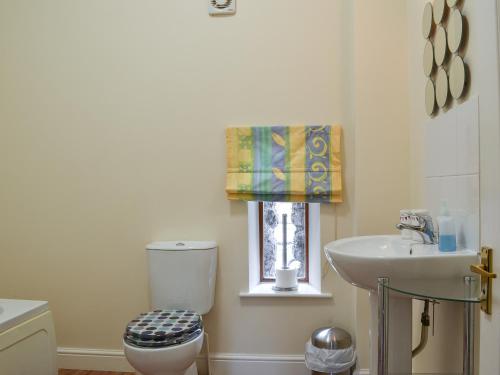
<box><xmin>406</xmin><ymin>1</ymin><xmax>468</xmax><ymax>372</ymax></box>
<box><xmin>350</xmin><ymin>1</ymin><xmax>411</xmax><ymax>370</ymax></box>
<box><xmin>351</xmin><ymin>1</ymin><xmax>410</xmax><ymax>237</ymax></box>
<box><xmin>0</xmin><ymin>0</ymin><xmax>410</xmax><ymax>372</ymax></box>
<box><xmin>407</xmin><ymin>0</ymin><xmax>500</xmax><ymax>373</ymax></box>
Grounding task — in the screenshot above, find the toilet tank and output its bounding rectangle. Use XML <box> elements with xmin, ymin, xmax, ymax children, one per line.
<box><xmin>146</xmin><ymin>241</ymin><xmax>217</xmax><ymax>315</ymax></box>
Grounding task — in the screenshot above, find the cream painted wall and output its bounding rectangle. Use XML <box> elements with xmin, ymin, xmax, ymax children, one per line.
<box><xmin>350</xmin><ymin>1</ymin><xmax>411</xmax><ymax>369</ymax></box>
<box><xmin>352</xmin><ymin>1</ymin><xmax>410</xmax><ymax>236</ymax></box>
<box><xmin>0</xmin><ymin>0</ymin><xmax>409</xmax><ymax>369</ymax></box>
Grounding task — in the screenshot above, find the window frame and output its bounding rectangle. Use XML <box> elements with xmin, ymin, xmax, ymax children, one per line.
<box><xmin>243</xmin><ymin>202</ymin><xmax>329</xmax><ymax>298</ymax></box>
<box><xmin>258</xmin><ymin>202</ymin><xmax>310</xmax><ymax>283</ymax></box>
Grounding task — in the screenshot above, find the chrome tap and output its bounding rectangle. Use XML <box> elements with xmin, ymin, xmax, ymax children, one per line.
<box><xmin>396</xmin><ymin>212</ymin><xmax>438</xmax><ymax>245</ymax></box>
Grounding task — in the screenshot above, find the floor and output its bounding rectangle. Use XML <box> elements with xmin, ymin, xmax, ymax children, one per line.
<box><xmin>59</xmin><ymin>371</ymin><xmax>134</xmax><ymax>375</ymax></box>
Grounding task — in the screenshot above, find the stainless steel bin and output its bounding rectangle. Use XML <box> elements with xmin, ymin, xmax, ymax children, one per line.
<box><xmin>308</xmin><ymin>327</ymin><xmax>355</xmax><ymax>375</ymax></box>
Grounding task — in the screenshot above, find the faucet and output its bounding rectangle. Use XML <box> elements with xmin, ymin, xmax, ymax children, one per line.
<box><xmin>396</xmin><ymin>213</ymin><xmax>438</xmax><ymax>245</ymax></box>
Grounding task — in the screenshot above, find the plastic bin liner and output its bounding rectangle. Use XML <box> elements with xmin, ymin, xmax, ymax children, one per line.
<box><xmin>305</xmin><ymin>339</ymin><xmax>356</xmax><ymax>373</ymax></box>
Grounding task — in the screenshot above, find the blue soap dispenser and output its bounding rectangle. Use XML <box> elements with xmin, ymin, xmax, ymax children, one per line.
<box><xmin>437</xmin><ymin>200</ymin><xmax>456</xmax><ymax>252</ymax></box>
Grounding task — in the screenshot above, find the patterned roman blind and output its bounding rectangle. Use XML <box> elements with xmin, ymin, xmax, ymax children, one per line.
<box><xmin>225</xmin><ymin>125</ymin><xmax>342</xmax><ymax>203</ymax></box>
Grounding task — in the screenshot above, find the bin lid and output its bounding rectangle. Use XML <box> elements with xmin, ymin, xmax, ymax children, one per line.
<box><xmin>311</xmin><ymin>327</ymin><xmax>352</xmax><ymax>349</ymax></box>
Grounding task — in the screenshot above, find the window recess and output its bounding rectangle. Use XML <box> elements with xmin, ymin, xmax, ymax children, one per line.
<box><xmin>241</xmin><ymin>202</ymin><xmax>331</xmax><ymax>298</ymax></box>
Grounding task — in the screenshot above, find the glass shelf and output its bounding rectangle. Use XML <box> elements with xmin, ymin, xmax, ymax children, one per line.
<box><xmin>377</xmin><ymin>277</ymin><xmax>477</xmax><ymax>375</ymax></box>
<box><xmin>378</xmin><ymin>276</ymin><xmax>482</xmax><ymax>303</ymax></box>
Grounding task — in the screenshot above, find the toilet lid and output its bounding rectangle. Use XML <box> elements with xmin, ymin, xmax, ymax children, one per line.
<box><xmin>124</xmin><ymin>309</ymin><xmax>202</xmax><ymax>348</ymax></box>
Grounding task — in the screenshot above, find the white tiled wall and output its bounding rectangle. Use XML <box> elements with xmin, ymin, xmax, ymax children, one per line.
<box><xmin>424</xmin><ymin>96</ymin><xmax>480</xmax><ymax>250</ymax></box>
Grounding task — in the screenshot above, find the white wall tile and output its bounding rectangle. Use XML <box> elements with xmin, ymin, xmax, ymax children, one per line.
<box><xmin>424</xmin><ymin>110</ymin><xmax>457</xmax><ymax>177</ymax></box>
<box><xmin>424</xmin><ymin>177</ymin><xmax>444</xmax><ymax>218</ymax></box>
<box><xmin>453</xmin><ymin>174</ymin><xmax>480</xmax><ymax>250</ymax></box>
<box><xmin>424</xmin><ymin>175</ymin><xmax>479</xmax><ymax>251</ymax></box>
<box><xmin>423</xmin><ymin>97</ymin><xmax>480</xmax><ymax>251</ymax></box>
<box><xmin>424</xmin><ymin>96</ymin><xmax>479</xmax><ymax>177</ymax></box>
<box><xmin>456</xmin><ymin>96</ymin><xmax>479</xmax><ymax>175</ymax></box>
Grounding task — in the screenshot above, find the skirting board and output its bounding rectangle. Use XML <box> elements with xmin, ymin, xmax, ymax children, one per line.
<box><xmin>57</xmin><ymin>347</ymin><xmax>369</xmax><ymax>374</ymax></box>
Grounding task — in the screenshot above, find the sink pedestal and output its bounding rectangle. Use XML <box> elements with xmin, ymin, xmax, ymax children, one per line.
<box><xmin>323</xmin><ymin>235</ymin><xmax>479</xmax><ymax>375</ymax></box>
<box><xmin>369</xmin><ymin>292</ymin><xmax>412</xmax><ymax>375</ymax></box>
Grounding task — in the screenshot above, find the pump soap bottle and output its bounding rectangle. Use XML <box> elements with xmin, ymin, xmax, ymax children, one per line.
<box><xmin>437</xmin><ymin>200</ymin><xmax>456</xmax><ymax>252</ymax></box>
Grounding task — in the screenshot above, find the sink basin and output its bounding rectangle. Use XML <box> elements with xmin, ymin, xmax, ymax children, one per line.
<box><xmin>324</xmin><ymin>235</ymin><xmax>478</xmax><ymax>291</ymax></box>
<box><xmin>325</xmin><ymin>235</ymin><xmax>479</xmax><ymax>374</ymax></box>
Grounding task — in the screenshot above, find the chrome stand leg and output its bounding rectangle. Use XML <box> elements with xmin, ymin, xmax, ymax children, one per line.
<box><xmin>463</xmin><ymin>277</ymin><xmax>475</xmax><ymax>375</ymax></box>
<box><xmin>378</xmin><ymin>277</ymin><xmax>389</xmax><ymax>375</ymax></box>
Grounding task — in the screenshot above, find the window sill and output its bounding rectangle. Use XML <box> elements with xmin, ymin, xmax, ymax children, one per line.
<box><xmin>239</xmin><ymin>283</ymin><xmax>332</xmax><ymax>299</ymax></box>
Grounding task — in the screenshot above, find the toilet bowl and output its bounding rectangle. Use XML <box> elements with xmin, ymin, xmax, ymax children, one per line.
<box><xmin>123</xmin><ymin>309</ymin><xmax>204</xmax><ymax>375</ymax></box>
<box><xmin>123</xmin><ymin>328</ymin><xmax>204</xmax><ymax>375</ymax></box>
<box><xmin>123</xmin><ymin>241</ymin><xmax>217</xmax><ymax>375</ymax></box>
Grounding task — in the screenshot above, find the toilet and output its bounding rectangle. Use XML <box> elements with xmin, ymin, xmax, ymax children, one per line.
<box><xmin>123</xmin><ymin>241</ymin><xmax>217</xmax><ymax>375</ymax></box>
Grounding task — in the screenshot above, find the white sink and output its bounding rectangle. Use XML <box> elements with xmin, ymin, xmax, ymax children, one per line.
<box><xmin>324</xmin><ymin>235</ymin><xmax>478</xmax><ymax>291</ymax></box>
<box><xmin>324</xmin><ymin>235</ymin><xmax>479</xmax><ymax>374</ymax></box>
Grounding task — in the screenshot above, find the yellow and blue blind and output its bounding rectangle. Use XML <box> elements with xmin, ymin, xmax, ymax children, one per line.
<box><xmin>225</xmin><ymin>125</ymin><xmax>342</xmax><ymax>203</ymax></box>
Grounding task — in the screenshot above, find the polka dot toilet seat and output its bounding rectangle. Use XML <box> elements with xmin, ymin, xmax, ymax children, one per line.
<box><xmin>124</xmin><ymin>309</ymin><xmax>203</xmax><ymax>348</ymax></box>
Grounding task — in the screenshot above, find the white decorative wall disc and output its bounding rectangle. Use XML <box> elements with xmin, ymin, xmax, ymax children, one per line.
<box><xmin>433</xmin><ymin>0</ymin><xmax>446</xmax><ymax>24</ymax></box>
<box><xmin>423</xmin><ymin>3</ymin><xmax>434</xmax><ymax>39</ymax></box>
<box><xmin>436</xmin><ymin>67</ymin><xmax>449</xmax><ymax>108</ymax></box>
<box><xmin>449</xmin><ymin>55</ymin><xmax>466</xmax><ymax>99</ymax></box>
<box><xmin>423</xmin><ymin>40</ymin><xmax>435</xmax><ymax>76</ymax></box>
<box><xmin>447</xmin><ymin>8</ymin><xmax>463</xmax><ymax>53</ymax></box>
<box><xmin>425</xmin><ymin>79</ymin><xmax>436</xmax><ymax>116</ymax></box>
<box><xmin>434</xmin><ymin>25</ymin><xmax>448</xmax><ymax>66</ymax></box>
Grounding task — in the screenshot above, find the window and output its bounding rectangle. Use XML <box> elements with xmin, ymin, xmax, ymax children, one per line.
<box><xmin>259</xmin><ymin>202</ymin><xmax>309</xmax><ymax>282</ymax></box>
<box><xmin>242</xmin><ymin>201</ymin><xmax>331</xmax><ymax>298</ymax></box>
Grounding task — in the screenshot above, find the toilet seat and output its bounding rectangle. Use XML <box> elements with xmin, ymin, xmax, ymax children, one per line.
<box><xmin>124</xmin><ymin>309</ymin><xmax>202</xmax><ymax>348</ymax></box>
